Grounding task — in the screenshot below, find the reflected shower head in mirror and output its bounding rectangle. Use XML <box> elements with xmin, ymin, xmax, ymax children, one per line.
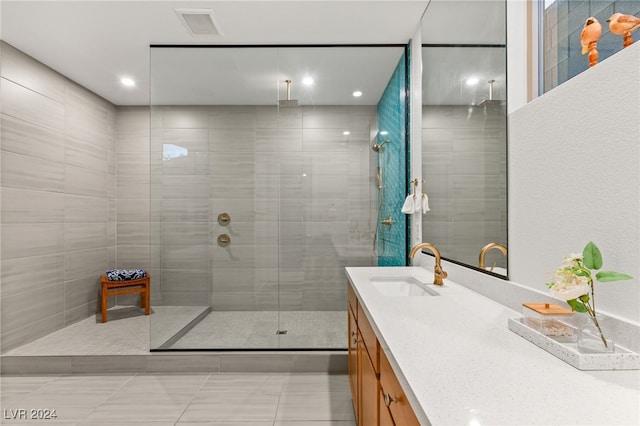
<box><xmin>372</xmin><ymin>140</ymin><xmax>389</xmax><ymax>152</ymax></box>
<box><xmin>278</xmin><ymin>79</ymin><xmax>299</xmax><ymax>107</ymax></box>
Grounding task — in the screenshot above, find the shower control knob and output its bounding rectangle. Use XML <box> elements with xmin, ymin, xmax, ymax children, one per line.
<box><xmin>217</xmin><ymin>234</ymin><xmax>231</xmax><ymax>247</ymax></box>
<box><xmin>217</xmin><ymin>212</ymin><xmax>231</xmax><ymax>226</ymax></box>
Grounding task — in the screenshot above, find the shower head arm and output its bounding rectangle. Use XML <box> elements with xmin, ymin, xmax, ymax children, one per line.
<box><xmin>372</xmin><ymin>139</ymin><xmax>390</xmax><ymax>152</ymax></box>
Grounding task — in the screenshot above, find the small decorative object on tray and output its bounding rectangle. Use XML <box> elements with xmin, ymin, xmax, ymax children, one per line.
<box><xmin>522</xmin><ymin>302</ymin><xmax>575</xmax><ymax>339</ymax></box>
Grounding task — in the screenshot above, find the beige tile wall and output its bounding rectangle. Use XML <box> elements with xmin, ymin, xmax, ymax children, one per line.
<box><xmin>140</xmin><ymin>105</ymin><xmax>377</xmax><ymax>311</ymax></box>
<box><xmin>0</xmin><ymin>42</ymin><xmax>116</xmax><ymax>352</ymax></box>
<box><xmin>114</xmin><ymin>106</ymin><xmax>155</xmax><ymax>306</ymax></box>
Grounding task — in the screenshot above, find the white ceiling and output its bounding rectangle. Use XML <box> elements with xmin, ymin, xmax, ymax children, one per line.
<box><xmin>150</xmin><ymin>46</ymin><xmax>405</xmax><ymax>105</ymax></box>
<box><xmin>1</xmin><ymin>0</ymin><xmax>506</xmax><ymax>106</ymax></box>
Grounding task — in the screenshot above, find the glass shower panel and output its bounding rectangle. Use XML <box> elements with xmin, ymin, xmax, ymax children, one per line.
<box><xmin>273</xmin><ymin>47</ymin><xmax>397</xmax><ymax>348</ymax></box>
<box><xmin>149</xmin><ymin>46</ymin><xmax>403</xmax><ymax>350</ymax></box>
<box><xmin>148</xmin><ymin>103</ymin><xmax>214</xmax><ymax>349</ymax></box>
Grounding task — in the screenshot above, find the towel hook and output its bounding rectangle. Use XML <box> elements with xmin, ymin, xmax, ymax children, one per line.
<box><xmin>410</xmin><ymin>178</ymin><xmax>419</xmax><ymax>199</ymax></box>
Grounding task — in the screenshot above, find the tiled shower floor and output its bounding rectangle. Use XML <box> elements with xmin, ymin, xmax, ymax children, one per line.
<box><xmin>4</xmin><ymin>307</ymin><xmax>347</xmax><ymax>356</ymax></box>
<box><xmin>170</xmin><ymin>310</ymin><xmax>347</xmax><ymax>349</ymax></box>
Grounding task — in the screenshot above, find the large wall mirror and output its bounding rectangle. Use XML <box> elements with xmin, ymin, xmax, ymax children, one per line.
<box><xmin>420</xmin><ymin>0</ymin><xmax>508</xmax><ymax>276</ymax></box>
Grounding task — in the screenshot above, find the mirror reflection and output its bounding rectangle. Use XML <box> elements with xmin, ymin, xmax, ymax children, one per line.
<box><xmin>421</xmin><ymin>45</ymin><xmax>507</xmax><ymax>275</ymax></box>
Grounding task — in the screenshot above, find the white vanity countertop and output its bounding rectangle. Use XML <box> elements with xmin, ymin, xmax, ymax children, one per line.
<box><xmin>346</xmin><ymin>266</ymin><xmax>640</xmax><ymax>426</ymax></box>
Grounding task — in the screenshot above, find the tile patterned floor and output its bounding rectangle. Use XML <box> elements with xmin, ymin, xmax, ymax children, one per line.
<box><xmin>0</xmin><ymin>373</ymin><xmax>356</xmax><ymax>425</ymax></box>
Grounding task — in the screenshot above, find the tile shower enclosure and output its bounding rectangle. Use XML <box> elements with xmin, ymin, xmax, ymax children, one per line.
<box><xmin>146</xmin><ymin>105</ymin><xmax>378</xmax><ymax>311</ymax></box>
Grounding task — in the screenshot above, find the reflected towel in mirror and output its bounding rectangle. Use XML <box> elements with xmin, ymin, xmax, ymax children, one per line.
<box><xmin>422</xmin><ymin>193</ymin><xmax>430</xmax><ymax>214</ymax></box>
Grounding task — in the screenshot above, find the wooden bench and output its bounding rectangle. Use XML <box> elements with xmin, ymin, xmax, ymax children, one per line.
<box><xmin>100</xmin><ymin>274</ymin><xmax>150</xmax><ymax>323</ymax></box>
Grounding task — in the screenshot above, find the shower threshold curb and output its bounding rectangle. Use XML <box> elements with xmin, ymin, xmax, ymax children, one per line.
<box><xmin>0</xmin><ymin>351</ymin><xmax>347</xmax><ymax>375</ymax></box>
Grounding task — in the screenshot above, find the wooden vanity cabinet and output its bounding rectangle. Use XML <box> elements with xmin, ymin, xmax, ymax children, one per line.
<box><xmin>348</xmin><ymin>282</ymin><xmax>421</xmax><ymax>426</ymax></box>
<box><xmin>348</xmin><ymin>284</ymin><xmax>379</xmax><ymax>426</ymax></box>
<box><xmin>348</xmin><ymin>303</ymin><xmax>358</xmax><ymax>422</ymax></box>
<box><xmin>379</xmin><ymin>388</ymin><xmax>395</xmax><ymax>426</ymax></box>
<box><xmin>359</xmin><ymin>332</ymin><xmax>378</xmax><ymax>426</ymax></box>
<box><xmin>379</xmin><ymin>347</ymin><xmax>421</xmax><ymax>426</ymax></box>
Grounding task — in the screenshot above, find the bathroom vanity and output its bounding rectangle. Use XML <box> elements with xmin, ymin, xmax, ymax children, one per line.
<box><xmin>346</xmin><ymin>266</ymin><xmax>640</xmax><ymax>426</ymax></box>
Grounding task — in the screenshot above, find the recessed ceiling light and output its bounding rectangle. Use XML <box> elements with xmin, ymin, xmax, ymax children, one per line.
<box><xmin>120</xmin><ymin>77</ymin><xmax>135</xmax><ymax>87</ymax></box>
<box><xmin>343</xmin><ymin>131</ymin><xmax>350</xmax><ymax>135</ymax></box>
<box><xmin>466</xmin><ymin>77</ymin><xmax>479</xmax><ymax>86</ymax></box>
<box><xmin>303</xmin><ymin>77</ymin><xmax>314</xmax><ymax>85</ymax></box>
<box><xmin>352</xmin><ymin>91</ymin><xmax>363</xmax><ymax>97</ymax></box>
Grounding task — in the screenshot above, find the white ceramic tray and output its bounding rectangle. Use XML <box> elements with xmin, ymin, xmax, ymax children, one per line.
<box><xmin>508</xmin><ymin>317</ymin><xmax>640</xmax><ymax>370</ymax></box>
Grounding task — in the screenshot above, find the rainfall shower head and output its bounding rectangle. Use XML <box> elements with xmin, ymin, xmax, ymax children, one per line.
<box><xmin>372</xmin><ymin>140</ymin><xmax>389</xmax><ymax>152</ymax></box>
<box><xmin>278</xmin><ymin>79</ymin><xmax>299</xmax><ymax>107</ymax></box>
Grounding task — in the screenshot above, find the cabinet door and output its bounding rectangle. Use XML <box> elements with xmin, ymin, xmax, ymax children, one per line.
<box><xmin>359</xmin><ymin>334</ymin><xmax>378</xmax><ymax>426</ymax></box>
<box><xmin>379</xmin><ymin>348</ymin><xmax>420</xmax><ymax>426</ymax></box>
<box><xmin>379</xmin><ymin>388</ymin><xmax>395</xmax><ymax>426</ymax></box>
<box><xmin>348</xmin><ymin>308</ymin><xmax>358</xmax><ymax>421</ymax></box>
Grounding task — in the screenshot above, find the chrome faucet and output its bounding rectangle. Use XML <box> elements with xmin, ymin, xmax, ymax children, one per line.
<box><xmin>478</xmin><ymin>242</ymin><xmax>508</xmax><ymax>271</ymax></box>
<box><xmin>408</xmin><ymin>243</ymin><xmax>448</xmax><ymax>286</ymax></box>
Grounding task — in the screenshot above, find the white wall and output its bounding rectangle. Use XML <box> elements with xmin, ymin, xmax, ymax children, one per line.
<box><xmin>509</xmin><ymin>42</ymin><xmax>640</xmax><ymax>324</ymax></box>
<box><xmin>506</xmin><ymin>0</ymin><xmax>529</xmax><ymax>113</ymax></box>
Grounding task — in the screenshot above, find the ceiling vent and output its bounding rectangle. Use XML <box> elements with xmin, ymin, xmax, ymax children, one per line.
<box><xmin>175</xmin><ymin>9</ymin><xmax>223</xmax><ymax>37</ymax></box>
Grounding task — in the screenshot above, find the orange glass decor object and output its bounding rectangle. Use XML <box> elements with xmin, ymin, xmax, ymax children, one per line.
<box><xmin>607</xmin><ymin>13</ymin><xmax>640</xmax><ymax>48</ymax></box>
<box><xmin>580</xmin><ymin>17</ymin><xmax>602</xmax><ymax>67</ymax></box>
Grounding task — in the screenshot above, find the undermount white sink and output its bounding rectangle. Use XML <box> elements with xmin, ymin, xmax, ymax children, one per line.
<box><xmin>370</xmin><ymin>276</ymin><xmax>440</xmax><ymax>297</ymax></box>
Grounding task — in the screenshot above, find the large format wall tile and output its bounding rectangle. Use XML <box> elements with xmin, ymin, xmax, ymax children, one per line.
<box><xmin>1</xmin><ymin>284</ymin><xmax>65</xmax><ymax>332</ymax></box>
<box><xmin>0</xmin><ymin>78</ymin><xmax>65</xmax><ymax>132</ymax></box>
<box><xmin>66</xmin><ymin>137</ymin><xmax>108</xmax><ymax>172</ymax></box>
<box><xmin>64</xmin><ymin>223</ymin><xmax>108</xmax><ymax>251</ymax></box>
<box><xmin>1</xmin><ymin>115</ymin><xmax>65</xmax><ymax>162</ymax></box>
<box><xmin>1</xmin><ymin>151</ymin><xmax>65</xmax><ymax>192</ymax></box>
<box><xmin>65</xmin><ymin>84</ymin><xmax>114</xmax><ymax>149</ymax></box>
<box><xmin>65</xmin><ymin>164</ymin><xmax>108</xmax><ymax>197</ymax></box>
<box><xmin>64</xmin><ymin>248</ymin><xmax>108</xmax><ymax>282</ymax></box>
<box><xmin>65</xmin><ymin>194</ymin><xmax>108</xmax><ymax>223</ymax></box>
<box><xmin>0</xmin><ymin>43</ymin><xmax>115</xmax><ymax>353</ymax></box>
<box><xmin>1</xmin><ymin>187</ymin><xmax>64</xmax><ymax>223</ymax></box>
<box><xmin>1</xmin><ymin>254</ymin><xmax>65</xmax><ymax>297</ymax></box>
<box><xmin>0</xmin><ymin>41</ymin><xmax>66</xmax><ymax>102</ymax></box>
<box><xmin>1</xmin><ymin>223</ymin><xmax>64</xmax><ymax>259</ymax></box>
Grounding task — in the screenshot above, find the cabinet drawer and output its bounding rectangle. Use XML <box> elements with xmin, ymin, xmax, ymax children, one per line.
<box><xmin>348</xmin><ymin>283</ymin><xmax>358</xmax><ymax>319</ymax></box>
<box><xmin>379</xmin><ymin>348</ymin><xmax>420</xmax><ymax>426</ymax></box>
<box><xmin>357</xmin><ymin>303</ymin><xmax>378</xmax><ymax>373</ymax></box>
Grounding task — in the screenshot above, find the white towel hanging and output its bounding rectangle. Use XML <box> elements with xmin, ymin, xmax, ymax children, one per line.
<box><xmin>401</xmin><ymin>194</ymin><xmax>415</xmax><ymax>214</ymax></box>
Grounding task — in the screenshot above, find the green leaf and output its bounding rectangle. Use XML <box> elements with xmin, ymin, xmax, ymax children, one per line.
<box><xmin>595</xmin><ymin>271</ymin><xmax>634</xmax><ymax>282</ymax></box>
<box><xmin>573</xmin><ymin>269</ymin><xmax>591</xmax><ymax>278</ymax></box>
<box><xmin>567</xmin><ymin>299</ymin><xmax>588</xmax><ymax>313</ymax></box>
<box><xmin>583</xmin><ymin>241</ymin><xmax>603</xmax><ymax>270</ymax></box>
<box><xmin>579</xmin><ymin>293</ymin><xmax>590</xmax><ymax>303</ymax></box>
